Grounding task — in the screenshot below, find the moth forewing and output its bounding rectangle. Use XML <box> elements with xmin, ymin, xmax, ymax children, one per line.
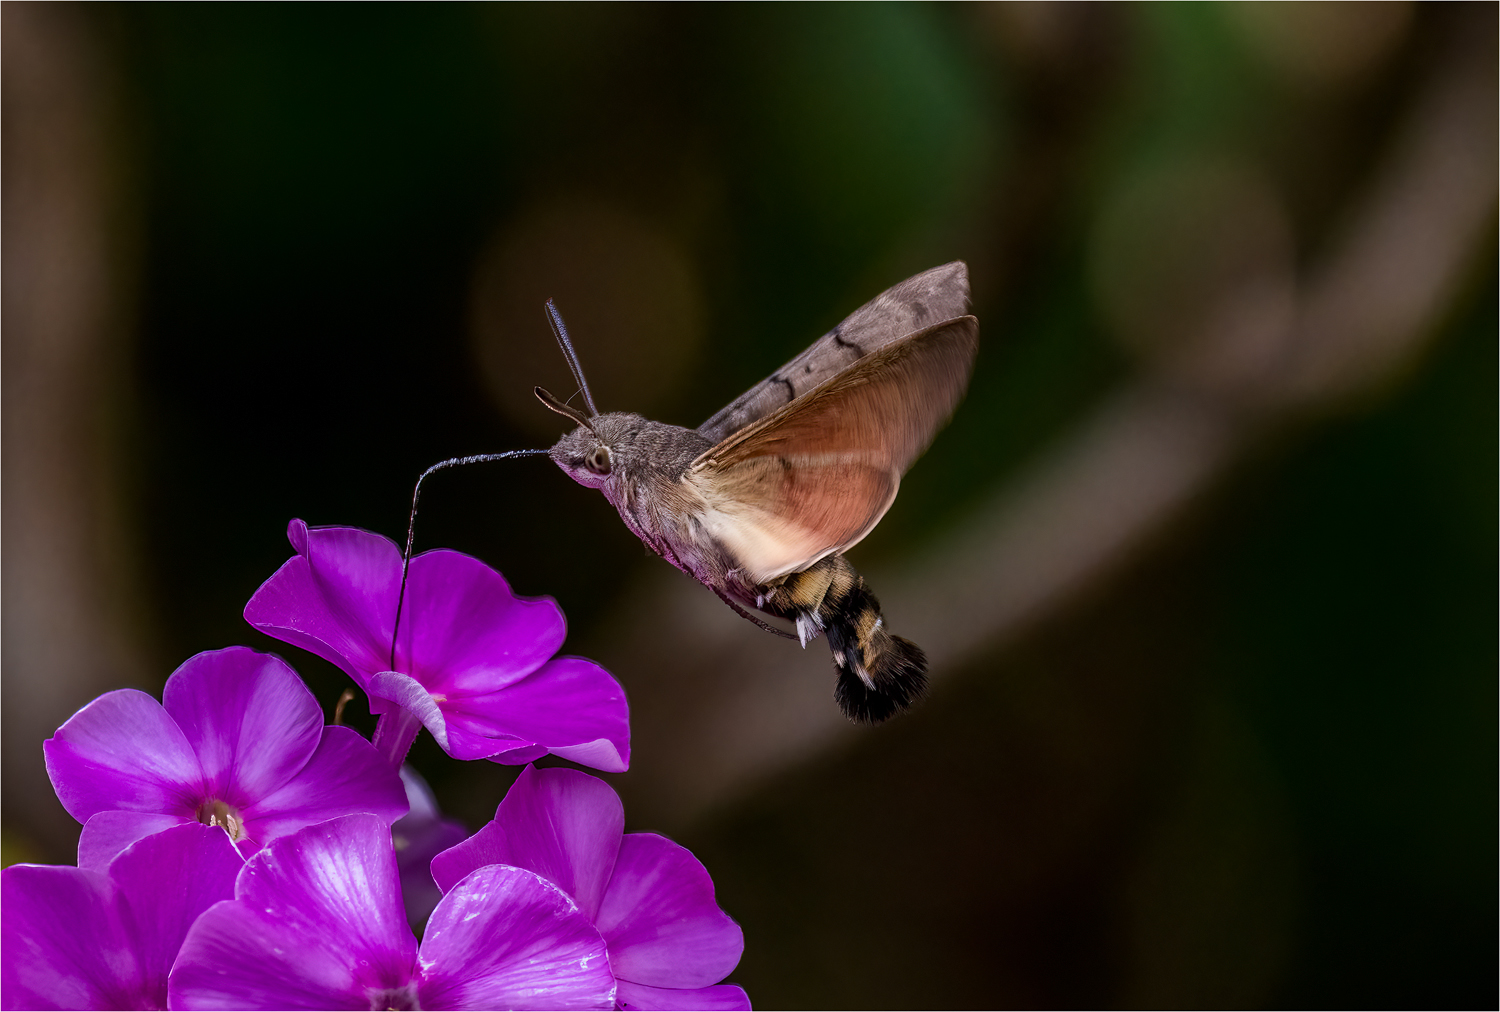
<box><xmin>697</xmin><ymin>261</ymin><xmax>972</xmax><ymax>444</ymax></box>
<box><xmin>685</xmin><ymin>316</ymin><xmax>978</xmax><ymax>582</ymax></box>
<box><xmin>694</xmin><ymin>316</ymin><xmax>978</xmax><ymax>470</ymax></box>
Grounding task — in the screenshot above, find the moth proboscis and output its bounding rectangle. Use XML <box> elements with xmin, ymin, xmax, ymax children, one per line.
<box><xmin>537</xmin><ymin>262</ymin><xmax>979</xmax><ymax>723</ymax></box>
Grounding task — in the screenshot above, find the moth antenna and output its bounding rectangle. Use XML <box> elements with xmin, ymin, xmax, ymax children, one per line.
<box><xmin>390</xmin><ymin>449</ymin><xmax>550</xmax><ymax>670</ymax></box>
<box><xmin>534</xmin><ymin>385</ymin><xmax>597</xmax><ymax>432</ymax></box>
<box><xmin>545</xmin><ymin>299</ymin><xmax>599</xmax><ymax>417</ymax></box>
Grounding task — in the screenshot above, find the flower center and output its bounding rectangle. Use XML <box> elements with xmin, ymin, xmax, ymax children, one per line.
<box><xmin>366</xmin><ymin>984</ymin><xmax>419</xmax><ymax>1010</ymax></box>
<box><xmin>194</xmin><ymin>798</ymin><xmax>246</xmax><ymax>841</ymax></box>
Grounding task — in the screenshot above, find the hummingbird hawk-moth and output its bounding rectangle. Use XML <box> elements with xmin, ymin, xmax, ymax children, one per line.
<box><xmin>537</xmin><ymin>261</ymin><xmax>978</xmax><ymax>723</ymax></box>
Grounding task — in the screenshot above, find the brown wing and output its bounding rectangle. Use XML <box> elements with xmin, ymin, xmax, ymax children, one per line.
<box><xmin>696</xmin><ymin>261</ymin><xmax>970</xmax><ymax>444</ymax></box>
<box><xmin>685</xmin><ymin>316</ymin><xmax>978</xmax><ymax>583</ymax></box>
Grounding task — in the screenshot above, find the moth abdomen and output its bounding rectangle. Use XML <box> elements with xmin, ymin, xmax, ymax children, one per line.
<box><xmin>824</xmin><ymin>578</ymin><xmax>928</xmax><ymax>724</ymax></box>
<box><xmin>832</xmin><ymin>629</ymin><xmax>927</xmax><ymax>725</ymax></box>
<box><xmin>762</xmin><ymin>554</ymin><xmax>929</xmax><ymax>723</ymax></box>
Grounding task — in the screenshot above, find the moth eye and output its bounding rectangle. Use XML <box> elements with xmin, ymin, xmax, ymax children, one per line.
<box><xmin>585</xmin><ymin>445</ymin><xmax>612</xmax><ymax>476</ymax></box>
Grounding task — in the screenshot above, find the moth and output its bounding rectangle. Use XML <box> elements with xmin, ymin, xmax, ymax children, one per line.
<box><xmin>537</xmin><ymin>261</ymin><xmax>978</xmax><ymax>723</ymax></box>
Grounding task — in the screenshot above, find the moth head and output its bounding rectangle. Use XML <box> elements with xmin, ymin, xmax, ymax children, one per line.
<box><xmin>536</xmin><ymin>385</ymin><xmax>625</xmax><ymax>490</ymax></box>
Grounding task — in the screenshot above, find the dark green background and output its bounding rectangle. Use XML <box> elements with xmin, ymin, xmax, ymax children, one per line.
<box><xmin>11</xmin><ymin>4</ymin><xmax>1497</xmax><ymax>1008</ymax></box>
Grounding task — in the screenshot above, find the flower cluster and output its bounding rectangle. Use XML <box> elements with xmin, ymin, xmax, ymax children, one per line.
<box><xmin>3</xmin><ymin>522</ymin><xmax>749</xmax><ymax>1011</ymax></box>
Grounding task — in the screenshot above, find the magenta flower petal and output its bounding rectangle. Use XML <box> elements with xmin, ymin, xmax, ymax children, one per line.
<box><xmin>392</xmin><ymin>766</ymin><xmax>469</xmax><ymax>932</ymax></box>
<box><xmin>2</xmin><ymin>824</ymin><xmax>241</xmax><ymax>1011</ymax></box>
<box><xmin>246</xmin><ymin>521</ymin><xmax>630</xmax><ymax>772</ymax></box>
<box><xmin>487</xmin><ymin>741</ymin><xmax>552</xmax><ymax>765</ymax></box>
<box><xmin>616</xmin><ymin>981</ymin><xmax>753</xmax><ymax>1011</ymax></box>
<box><xmin>435</xmin><ymin>721</ymin><xmax>530</xmax><ymax>762</ymax></box>
<box><xmin>245</xmin><ymin>726</ymin><xmax>409</xmax><ymax>845</ymax></box>
<box><xmin>367</xmin><ymin>670</ymin><xmax>452</xmax><ymax>750</ymax></box>
<box><xmin>4</xmin><ymin>865</ymin><xmax>128</xmax><ymax>1011</ymax></box>
<box><xmin>429</xmin><ymin>767</ymin><xmax>749</xmax><ymax>1005</ymax></box>
<box><xmin>108</xmin><ymin>826</ymin><xmax>246</xmax><ymax>1003</ymax></box>
<box><xmin>416</xmin><ymin>865</ymin><xmax>615</xmax><ymax>1011</ymax></box>
<box><xmin>161</xmin><ymin>647</ymin><xmax>322</xmax><ymax>804</ymax></box>
<box><xmin>243</xmin><ymin>520</ymin><xmax>401</xmax><ymax>690</ymax></box>
<box><xmin>172</xmin><ymin>814</ymin><xmax>617</xmax><ymax>1012</ymax></box>
<box><xmin>445</xmin><ymin>658</ymin><xmax>630</xmax><ymax>772</ymax></box>
<box><xmin>398</xmin><ymin>549</ymin><xmax>566</xmax><ymax>696</ymax></box>
<box><xmin>77</xmin><ymin>811</ymin><xmax>185</xmax><ymax>870</ymax></box>
<box><xmin>243</xmin><ymin>523</ymin><xmax>565</xmax><ymax>696</ymax></box>
<box><xmin>45</xmin><ymin>647</ymin><xmax>406</xmax><ymax>869</ymax></box>
<box><xmin>597</xmin><ymin>834</ymin><xmax>744</xmax><ymax>989</ymax></box>
<box><xmin>431</xmin><ymin>766</ymin><xmax>623</xmax><ymax>920</ymax></box>
<box><xmin>170</xmin><ymin>814</ymin><xmax>417</xmax><ymax>1011</ymax></box>
<box><xmin>44</xmin><ymin>689</ymin><xmax>202</xmax><ymax>823</ymax></box>
<box><xmin>428</xmin><ymin>817</ymin><xmax>501</xmax><ymax>896</ymax></box>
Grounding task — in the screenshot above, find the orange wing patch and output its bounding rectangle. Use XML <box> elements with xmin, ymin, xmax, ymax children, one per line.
<box><xmin>687</xmin><ymin>316</ymin><xmax>977</xmax><ymax>582</ymax></box>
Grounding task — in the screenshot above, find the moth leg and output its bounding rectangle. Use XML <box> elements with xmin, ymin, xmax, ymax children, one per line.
<box><xmin>795</xmin><ymin>614</ymin><xmax>821</xmax><ymax>648</ymax></box>
<box><xmin>764</xmin><ymin>566</ymin><xmax>835</xmax><ymax>647</ymax></box>
<box><xmin>657</xmin><ymin>533</ymin><xmax>710</xmax><ymax>583</ymax></box>
<box><xmin>709</xmin><ymin>585</ymin><xmax>797</xmax><ymax>640</ymax></box>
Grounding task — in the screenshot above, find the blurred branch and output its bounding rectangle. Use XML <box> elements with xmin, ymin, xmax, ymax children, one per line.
<box><xmin>1278</xmin><ymin>32</ymin><xmax>1498</xmax><ymax>405</ymax></box>
<box><xmin>2</xmin><ymin>4</ymin><xmax>149</xmax><ymax>859</ymax></box>
<box><xmin>608</xmin><ymin>13</ymin><xmax>1497</xmax><ymax>832</ymax></box>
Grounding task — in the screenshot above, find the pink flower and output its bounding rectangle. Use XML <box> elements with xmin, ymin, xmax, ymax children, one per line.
<box><xmin>432</xmin><ymin>766</ymin><xmax>750</xmax><ymax>1011</ymax></box>
<box><xmin>2</xmin><ymin>823</ymin><xmax>243</xmax><ymax>1011</ymax></box>
<box><xmin>169</xmin><ymin>815</ymin><xmax>616</xmax><ymax>1011</ymax></box>
<box><xmin>245</xmin><ymin>520</ymin><xmax>629</xmax><ymax>772</ymax></box>
<box><xmin>43</xmin><ymin>646</ymin><xmax>407</xmax><ymax>869</ymax></box>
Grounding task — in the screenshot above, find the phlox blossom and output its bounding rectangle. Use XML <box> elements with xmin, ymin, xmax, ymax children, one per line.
<box><xmin>2</xmin><ymin>823</ymin><xmax>242</xmax><ymax>1010</ymax></box>
<box><xmin>169</xmin><ymin>814</ymin><xmax>617</xmax><ymax>1010</ymax></box>
<box><xmin>245</xmin><ymin>520</ymin><xmax>630</xmax><ymax>771</ymax></box>
<box><xmin>393</xmin><ymin>765</ymin><xmax>468</xmax><ymax>931</ymax></box>
<box><xmin>432</xmin><ymin>765</ymin><xmax>750</xmax><ymax>1011</ymax></box>
<box><xmin>44</xmin><ymin>646</ymin><xmax>407</xmax><ymax>868</ymax></box>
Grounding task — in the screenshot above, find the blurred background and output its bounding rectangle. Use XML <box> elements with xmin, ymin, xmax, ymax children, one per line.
<box><xmin>4</xmin><ymin>3</ymin><xmax>1495</xmax><ymax>1007</ymax></box>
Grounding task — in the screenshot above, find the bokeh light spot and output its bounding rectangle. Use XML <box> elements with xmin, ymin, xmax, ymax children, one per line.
<box><xmin>470</xmin><ymin>198</ymin><xmax>705</xmax><ymax>439</ymax></box>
